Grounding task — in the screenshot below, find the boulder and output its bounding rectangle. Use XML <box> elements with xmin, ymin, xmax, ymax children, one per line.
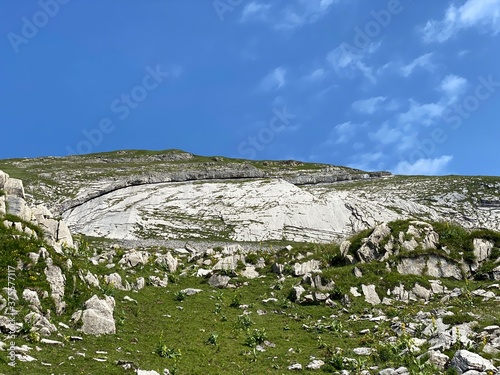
<box><xmin>449</xmin><ymin>350</ymin><xmax>495</xmax><ymax>374</ymax></box>
<box><xmin>119</xmin><ymin>251</ymin><xmax>150</xmax><ymax>268</ymax></box>
<box><xmin>290</xmin><ymin>285</ymin><xmax>306</xmax><ymax>302</ymax></box>
<box><xmin>156</xmin><ymin>252</ymin><xmax>178</xmax><ymax>273</ymax></box>
<box><xmin>0</xmin><ymin>170</ymin><xmax>8</xmax><ymax>189</ymax></box>
<box><xmin>397</xmin><ymin>256</ymin><xmax>463</xmax><ymax>280</ymax></box>
<box><xmin>148</xmin><ymin>275</ymin><xmax>168</xmax><ymax>287</ymax></box>
<box><xmin>213</xmin><ymin>255</ymin><xmax>245</xmax><ymax>272</ymax></box>
<box><xmin>44</xmin><ymin>260</ymin><xmax>66</xmax><ymax>315</ymax></box>
<box><xmin>24</xmin><ymin>312</ymin><xmax>57</xmax><ymax>336</ymax></box>
<box><xmin>104</xmin><ymin>273</ymin><xmax>130</xmax><ymax>291</ymax></box>
<box><xmin>4</xmin><ymin>178</ymin><xmax>25</xmax><ymax>198</ymax></box>
<box><xmin>0</xmin><ymin>196</ymin><xmax>5</xmax><ymax>216</ymax></box>
<box><xmin>362</xmin><ymin>284</ymin><xmax>381</xmax><ymax>305</ymax></box>
<box><xmin>22</xmin><ymin>289</ymin><xmax>42</xmax><ymax>312</ymax></box>
<box><xmin>80</xmin><ymin>295</ymin><xmax>116</xmax><ymax>335</ymax></box>
<box><xmin>412</xmin><ymin>283</ymin><xmax>432</xmax><ymax>301</ymax></box>
<box><xmin>473</xmin><ymin>239</ymin><xmax>493</xmax><ymax>266</ymax></box>
<box><xmin>293</xmin><ymin>259</ymin><xmax>321</xmax><ymax>276</ymax></box>
<box><xmin>306</xmin><ymin>359</ymin><xmax>324</xmax><ymax>370</ymax></box>
<box><xmin>180</xmin><ymin>288</ymin><xmax>203</xmax><ymax>296</ymax></box>
<box><xmin>82</xmin><ymin>270</ymin><xmax>100</xmax><ymax>288</ymax></box>
<box><xmin>357</xmin><ymin>223</ymin><xmax>391</xmax><ymax>262</ymax></box>
<box><xmin>492</xmin><ymin>265</ymin><xmax>500</xmax><ymax>281</ymax></box>
<box><xmin>6</xmin><ymin>195</ymin><xmax>32</xmax><ymax>221</ymax></box>
<box><xmin>240</xmin><ymin>266</ymin><xmax>259</xmax><ymax>279</ymax></box>
<box><xmin>208</xmin><ymin>274</ymin><xmax>231</xmax><ymax>288</ymax></box>
<box><xmin>424</xmin><ymin>350</ymin><xmax>449</xmax><ymax>370</ymax></box>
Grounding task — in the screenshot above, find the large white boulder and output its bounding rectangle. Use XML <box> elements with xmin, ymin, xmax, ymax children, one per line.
<box><xmin>80</xmin><ymin>295</ymin><xmax>116</xmax><ymax>335</ymax></box>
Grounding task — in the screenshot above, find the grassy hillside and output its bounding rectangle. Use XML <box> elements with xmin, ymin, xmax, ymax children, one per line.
<box><xmin>1</xmin><ymin>216</ymin><xmax>500</xmax><ymax>374</ymax></box>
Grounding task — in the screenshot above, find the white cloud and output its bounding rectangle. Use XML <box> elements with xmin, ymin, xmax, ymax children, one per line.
<box><xmin>241</xmin><ymin>0</ymin><xmax>338</xmax><ymax>29</ymax></box>
<box><xmin>319</xmin><ymin>121</ymin><xmax>366</xmax><ymax>147</ymax></box>
<box><xmin>260</xmin><ymin>67</ymin><xmax>287</xmax><ymax>91</ymax></box>
<box><xmin>370</xmin><ymin>122</ymin><xmax>403</xmax><ymax>145</ymax></box>
<box><xmin>352</xmin><ymin>96</ymin><xmax>398</xmax><ymax>114</ymax></box>
<box><xmin>327</xmin><ymin>42</ymin><xmax>379</xmax><ymax>83</ymax></box>
<box><xmin>241</xmin><ymin>2</ymin><xmax>271</xmax><ymax>21</ymax></box>
<box><xmin>400</xmin><ymin>53</ymin><xmax>435</xmax><ymax>77</ymax></box>
<box><xmin>393</xmin><ymin>155</ymin><xmax>453</xmax><ymax>175</ymax></box>
<box><xmin>277</xmin><ymin>0</ymin><xmax>336</xmax><ymax>29</ymax></box>
<box><xmin>305</xmin><ymin>68</ymin><xmax>327</xmax><ymax>81</ymax></box>
<box><xmin>398</xmin><ymin>100</ymin><xmax>446</xmax><ymax>126</ymax></box>
<box><xmin>421</xmin><ymin>0</ymin><xmax>500</xmax><ymax>43</ymax></box>
<box><xmin>332</xmin><ymin>121</ymin><xmax>359</xmax><ymax>144</ymax></box>
<box><xmin>439</xmin><ymin>74</ymin><xmax>468</xmax><ymax>104</ymax></box>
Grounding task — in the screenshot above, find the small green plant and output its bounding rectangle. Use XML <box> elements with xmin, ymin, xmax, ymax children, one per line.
<box><xmin>174</xmin><ymin>290</ymin><xmax>187</xmax><ymax>302</ymax></box>
<box><xmin>168</xmin><ymin>273</ymin><xmax>180</xmax><ymax>284</ymax></box>
<box><xmin>206</xmin><ymin>333</ymin><xmax>219</xmax><ymax>346</ymax></box>
<box><xmin>229</xmin><ymin>293</ymin><xmax>241</xmax><ymax>308</ymax></box>
<box><xmin>156</xmin><ymin>332</ymin><xmax>182</xmax><ymax>359</ymax></box>
<box><xmin>236</xmin><ymin>314</ymin><xmax>254</xmax><ymax>330</ymax></box>
<box><xmin>245</xmin><ymin>328</ymin><xmax>267</xmax><ymax>347</ymax></box>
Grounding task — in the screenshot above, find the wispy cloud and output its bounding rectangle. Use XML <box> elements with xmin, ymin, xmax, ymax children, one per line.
<box><xmin>241</xmin><ymin>2</ymin><xmax>271</xmax><ymax>22</ymax></box>
<box><xmin>439</xmin><ymin>74</ymin><xmax>468</xmax><ymax>104</ymax></box>
<box><xmin>240</xmin><ymin>0</ymin><xmax>338</xmax><ymax>29</ymax></box>
<box><xmin>393</xmin><ymin>155</ymin><xmax>453</xmax><ymax>175</ymax></box>
<box><xmin>369</xmin><ymin>122</ymin><xmax>403</xmax><ymax>145</ymax></box>
<box><xmin>352</xmin><ymin>96</ymin><xmax>398</xmax><ymax>114</ymax></box>
<box><xmin>400</xmin><ymin>53</ymin><xmax>435</xmax><ymax>77</ymax></box>
<box><xmin>397</xmin><ymin>100</ymin><xmax>446</xmax><ymax>127</ymax></box>
<box><xmin>421</xmin><ymin>0</ymin><xmax>500</xmax><ymax>43</ymax></box>
<box><xmin>304</xmin><ymin>68</ymin><xmax>327</xmax><ymax>82</ymax></box>
<box><xmin>327</xmin><ymin>42</ymin><xmax>380</xmax><ymax>83</ymax></box>
<box><xmin>260</xmin><ymin>67</ymin><xmax>287</xmax><ymax>91</ymax></box>
<box><xmin>330</xmin><ymin>121</ymin><xmax>365</xmax><ymax>144</ymax></box>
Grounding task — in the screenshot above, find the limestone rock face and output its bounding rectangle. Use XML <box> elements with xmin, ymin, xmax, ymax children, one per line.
<box><xmin>62</xmin><ymin>179</ymin><xmax>407</xmax><ymax>243</ymax></box>
<box><xmin>80</xmin><ymin>295</ymin><xmax>116</xmax><ymax>335</ymax></box>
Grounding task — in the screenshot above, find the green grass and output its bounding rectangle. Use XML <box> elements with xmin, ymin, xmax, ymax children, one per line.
<box><xmin>2</xmin><ymin>217</ymin><xmax>500</xmax><ymax>374</ymax></box>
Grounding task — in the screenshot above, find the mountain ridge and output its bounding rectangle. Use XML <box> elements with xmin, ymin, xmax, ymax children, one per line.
<box><xmin>0</xmin><ymin>149</ymin><xmax>499</xmax><ymax>244</ymax></box>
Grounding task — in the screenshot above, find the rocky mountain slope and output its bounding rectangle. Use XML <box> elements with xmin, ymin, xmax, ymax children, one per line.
<box><xmin>0</xmin><ymin>150</ymin><xmax>499</xmax><ymax>244</ymax></box>
<box><xmin>0</xmin><ymin>169</ymin><xmax>500</xmax><ymax>374</ymax></box>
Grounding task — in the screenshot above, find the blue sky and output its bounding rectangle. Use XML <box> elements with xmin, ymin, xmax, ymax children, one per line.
<box><xmin>1</xmin><ymin>0</ymin><xmax>499</xmax><ymax>175</ymax></box>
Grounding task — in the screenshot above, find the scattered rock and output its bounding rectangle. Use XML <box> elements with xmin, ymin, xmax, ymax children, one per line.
<box><xmin>306</xmin><ymin>359</ymin><xmax>324</xmax><ymax>369</ymax></box>
<box><xmin>80</xmin><ymin>295</ymin><xmax>116</xmax><ymax>335</ymax></box>
<box><xmin>449</xmin><ymin>349</ymin><xmax>496</xmax><ymax>374</ymax></box>
<box><xmin>293</xmin><ymin>260</ymin><xmax>321</xmax><ymax>276</ymax></box>
<box><xmin>208</xmin><ymin>274</ymin><xmax>231</xmax><ymax>288</ymax></box>
<box><xmin>362</xmin><ymin>284</ymin><xmax>381</xmax><ymax>305</ymax></box>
